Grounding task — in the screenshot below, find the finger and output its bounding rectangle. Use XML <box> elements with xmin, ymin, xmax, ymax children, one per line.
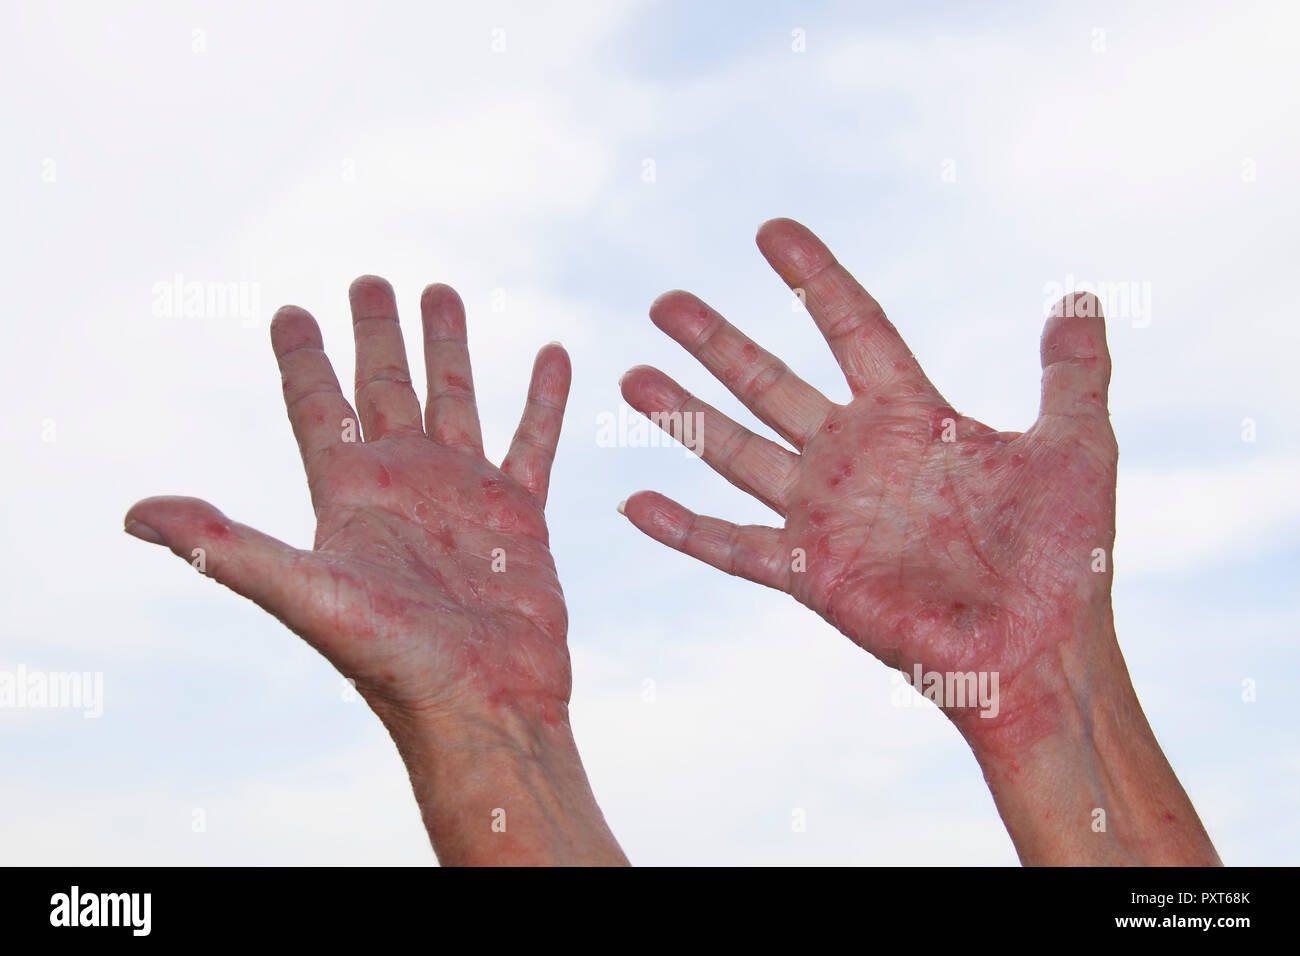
<box><xmin>501</xmin><ymin>343</ymin><xmax>571</xmax><ymax>507</ymax></box>
<box><xmin>124</xmin><ymin>496</ymin><xmax>310</xmax><ymax>624</ymax></box>
<box><xmin>618</xmin><ymin>491</ymin><xmax>789</xmax><ymax>591</ymax></box>
<box><xmin>648</xmin><ymin>289</ymin><xmax>835</xmax><ymax>450</ymax></box>
<box><xmin>349</xmin><ymin>275</ymin><xmax>424</xmax><ymax>441</ymax></box>
<box><xmin>420</xmin><ymin>283</ymin><xmax>483</xmax><ymax>452</ymax></box>
<box><xmin>270</xmin><ymin>306</ymin><xmax>359</xmax><ymax>496</ymax></box>
<box><xmin>756</xmin><ymin>218</ymin><xmax>938</xmax><ymax>398</ymax></box>
<box><xmin>1038</xmin><ymin>292</ymin><xmax>1112</xmax><ymax>426</ymax></box>
<box><xmin>620</xmin><ymin>365</ymin><xmax>798</xmax><ymax>516</ymax></box>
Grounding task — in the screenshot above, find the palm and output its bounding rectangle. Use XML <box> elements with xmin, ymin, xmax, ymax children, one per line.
<box><xmin>300</xmin><ymin>433</ymin><xmax>569</xmax><ymax>713</ymax></box>
<box><xmin>621</xmin><ymin>219</ymin><xmax>1116</xmax><ymax>726</ymax></box>
<box><xmin>788</xmin><ymin>399</ymin><xmax>1113</xmax><ymax>681</ymax></box>
<box><xmin>127</xmin><ymin>277</ymin><xmax>573</xmax><ymax>722</ymax></box>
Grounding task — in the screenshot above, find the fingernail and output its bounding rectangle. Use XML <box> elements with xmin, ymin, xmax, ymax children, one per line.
<box><xmin>616</xmin><ymin>499</ymin><xmax>627</xmax><ymax>515</ymax></box>
<box><xmin>546</xmin><ymin>340</ymin><xmax>563</xmax><ymax>347</ymax></box>
<box><xmin>125</xmin><ymin>520</ymin><xmax>165</xmax><ymax>545</ymax></box>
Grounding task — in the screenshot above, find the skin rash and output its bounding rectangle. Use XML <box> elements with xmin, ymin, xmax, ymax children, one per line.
<box><xmin>617</xmin><ymin>220</ymin><xmax>1216</xmax><ymax>864</ymax></box>
<box><xmin>125</xmin><ymin>219</ymin><xmax>1217</xmax><ymax>867</ymax></box>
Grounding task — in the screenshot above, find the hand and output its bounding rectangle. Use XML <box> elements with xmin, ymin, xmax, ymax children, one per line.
<box><xmin>126</xmin><ymin>276</ymin><xmax>625</xmax><ymax>865</ymax></box>
<box><xmin>127</xmin><ymin>277</ymin><xmax>570</xmax><ymax>727</ymax></box>
<box><xmin>621</xmin><ymin>219</ymin><xmax>1114</xmax><ymax>749</ymax></box>
<box><xmin>619</xmin><ymin>219</ymin><xmax>1218</xmax><ymax>864</ymax></box>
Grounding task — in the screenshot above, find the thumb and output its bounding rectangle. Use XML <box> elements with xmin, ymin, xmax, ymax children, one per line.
<box><xmin>124</xmin><ymin>495</ymin><xmax>305</xmax><ymax>619</ymax></box>
<box><xmin>1038</xmin><ymin>291</ymin><xmax>1113</xmax><ymax>426</ymax></box>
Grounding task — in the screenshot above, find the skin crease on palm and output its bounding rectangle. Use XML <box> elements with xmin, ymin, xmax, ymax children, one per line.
<box><xmin>124</xmin><ymin>218</ymin><xmax>1218</xmax><ymax>866</ymax></box>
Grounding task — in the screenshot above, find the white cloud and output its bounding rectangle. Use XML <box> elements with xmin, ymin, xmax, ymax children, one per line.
<box><xmin>1116</xmin><ymin>456</ymin><xmax>1300</xmax><ymax>576</ymax></box>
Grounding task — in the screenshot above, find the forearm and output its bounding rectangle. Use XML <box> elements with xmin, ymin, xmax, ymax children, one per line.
<box><xmin>384</xmin><ymin>705</ymin><xmax>629</xmax><ymax>866</ymax></box>
<box><xmin>965</xmin><ymin>620</ymin><xmax>1219</xmax><ymax>866</ymax></box>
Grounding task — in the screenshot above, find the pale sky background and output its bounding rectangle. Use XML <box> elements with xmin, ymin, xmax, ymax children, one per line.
<box><xmin>1</xmin><ymin>0</ymin><xmax>1297</xmax><ymax>864</ymax></box>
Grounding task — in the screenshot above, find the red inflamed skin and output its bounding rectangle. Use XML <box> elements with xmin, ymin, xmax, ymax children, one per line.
<box><xmin>619</xmin><ymin>218</ymin><xmax>1221</xmax><ymax>866</ymax></box>
<box><xmin>126</xmin><ymin>277</ymin><xmax>626</xmax><ymax>866</ymax></box>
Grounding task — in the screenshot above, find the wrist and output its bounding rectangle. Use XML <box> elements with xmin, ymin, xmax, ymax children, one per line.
<box><xmin>379</xmin><ymin>700</ymin><xmax>628</xmax><ymax>866</ymax></box>
<box><xmin>961</xmin><ymin>616</ymin><xmax>1219</xmax><ymax>865</ymax></box>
